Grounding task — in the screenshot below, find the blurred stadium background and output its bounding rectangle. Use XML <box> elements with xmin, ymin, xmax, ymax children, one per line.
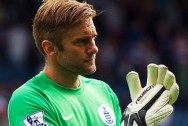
<box><xmin>0</xmin><ymin>0</ymin><xmax>188</xmax><ymax>125</ymax></box>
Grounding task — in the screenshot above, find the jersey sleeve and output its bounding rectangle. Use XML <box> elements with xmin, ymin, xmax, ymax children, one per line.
<box><xmin>8</xmin><ymin>85</ymin><xmax>58</xmax><ymax>126</ymax></box>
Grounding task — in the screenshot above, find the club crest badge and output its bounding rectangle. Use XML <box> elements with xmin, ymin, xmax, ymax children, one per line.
<box><xmin>98</xmin><ymin>104</ymin><xmax>115</xmax><ymax>126</ymax></box>
<box><xmin>23</xmin><ymin>111</ymin><xmax>48</xmax><ymax>126</ymax></box>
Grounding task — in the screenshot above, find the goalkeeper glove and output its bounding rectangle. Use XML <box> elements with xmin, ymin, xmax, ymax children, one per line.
<box><xmin>121</xmin><ymin>63</ymin><xmax>179</xmax><ymax>126</ymax></box>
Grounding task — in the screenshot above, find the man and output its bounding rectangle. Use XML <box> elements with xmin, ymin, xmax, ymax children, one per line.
<box><xmin>8</xmin><ymin>0</ymin><xmax>179</xmax><ymax>126</ymax></box>
<box><xmin>8</xmin><ymin>0</ymin><xmax>121</xmax><ymax>125</ymax></box>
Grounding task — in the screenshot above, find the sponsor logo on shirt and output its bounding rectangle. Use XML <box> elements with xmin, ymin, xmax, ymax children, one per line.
<box><xmin>98</xmin><ymin>104</ymin><xmax>115</xmax><ymax>126</ymax></box>
<box><xmin>23</xmin><ymin>111</ymin><xmax>48</xmax><ymax>126</ymax></box>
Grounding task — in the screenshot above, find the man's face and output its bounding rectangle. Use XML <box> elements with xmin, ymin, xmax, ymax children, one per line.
<box><xmin>55</xmin><ymin>18</ymin><xmax>98</xmax><ymax>75</ymax></box>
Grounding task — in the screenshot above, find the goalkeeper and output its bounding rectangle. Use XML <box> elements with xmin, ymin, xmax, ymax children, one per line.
<box><xmin>8</xmin><ymin>0</ymin><xmax>179</xmax><ymax>126</ymax></box>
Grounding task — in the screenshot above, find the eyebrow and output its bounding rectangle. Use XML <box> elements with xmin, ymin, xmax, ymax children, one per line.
<box><xmin>77</xmin><ymin>31</ymin><xmax>98</xmax><ymax>38</ymax></box>
<box><xmin>72</xmin><ymin>33</ymin><xmax>98</xmax><ymax>43</ymax></box>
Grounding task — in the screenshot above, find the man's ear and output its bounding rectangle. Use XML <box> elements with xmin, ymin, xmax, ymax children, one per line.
<box><xmin>42</xmin><ymin>40</ymin><xmax>58</xmax><ymax>56</ymax></box>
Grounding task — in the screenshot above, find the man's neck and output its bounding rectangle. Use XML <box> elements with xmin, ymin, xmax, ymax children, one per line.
<box><xmin>43</xmin><ymin>65</ymin><xmax>80</xmax><ymax>88</ymax></box>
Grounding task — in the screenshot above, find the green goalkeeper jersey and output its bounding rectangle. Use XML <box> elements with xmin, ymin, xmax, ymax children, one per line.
<box><xmin>8</xmin><ymin>71</ymin><xmax>122</xmax><ymax>126</ymax></box>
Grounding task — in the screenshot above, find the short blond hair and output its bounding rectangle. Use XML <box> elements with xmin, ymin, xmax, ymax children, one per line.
<box><xmin>33</xmin><ymin>0</ymin><xmax>96</xmax><ymax>55</ymax></box>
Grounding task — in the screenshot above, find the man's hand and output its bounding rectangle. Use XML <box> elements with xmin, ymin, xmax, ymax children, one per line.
<box><xmin>121</xmin><ymin>64</ymin><xmax>179</xmax><ymax>126</ymax></box>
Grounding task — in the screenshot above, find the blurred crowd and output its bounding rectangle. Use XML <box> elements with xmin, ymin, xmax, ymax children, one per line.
<box><xmin>0</xmin><ymin>0</ymin><xmax>188</xmax><ymax>125</ymax></box>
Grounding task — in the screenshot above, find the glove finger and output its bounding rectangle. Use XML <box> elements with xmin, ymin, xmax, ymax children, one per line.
<box><xmin>156</xmin><ymin>64</ymin><xmax>168</xmax><ymax>85</ymax></box>
<box><xmin>126</xmin><ymin>71</ymin><xmax>142</xmax><ymax>101</ymax></box>
<box><xmin>146</xmin><ymin>104</ymin><xmax>173</xmax><ymax>126</ymax></box>
<box><xmin>164</xmin><ymin>71</ymin><xmax>176</xmax><ymax>90</ymax></box>
<box><xmin>169</xmin><ymin>83</ymin><xmax>179</xmax><ymax>105</ymax></box>
<box><xmin>147</xmin><ymin>64</ymin><xmax>158</xmax><ymax>85</ymax></box>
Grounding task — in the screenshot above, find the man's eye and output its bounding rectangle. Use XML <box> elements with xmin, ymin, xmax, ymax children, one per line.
<box><xmin>80</xmin><ymin>38</ymin><xmax>88</xmax><ymax>43</ymax></box>
<box><xmin>75</xmin><ymin>39</ymin><xmax>88</xmax><ymax>45</ymax></box>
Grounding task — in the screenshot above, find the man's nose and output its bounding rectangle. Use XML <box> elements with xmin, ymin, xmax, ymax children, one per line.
<box><xmin>86</xmin><ymin>41</ymin><xmax>98</xmax><ymax>55</ymax></box>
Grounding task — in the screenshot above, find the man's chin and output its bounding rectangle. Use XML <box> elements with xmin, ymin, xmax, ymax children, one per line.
<box><xmin>80</xmin><ymin>67</ymin><xmax>97</xmax><ymax>75</ymax></box>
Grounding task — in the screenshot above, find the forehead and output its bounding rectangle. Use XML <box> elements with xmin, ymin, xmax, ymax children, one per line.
<box><xmin>65</xmin><ymin>18</ymin><xmax>97</xmax><ymax>38</ymax></box>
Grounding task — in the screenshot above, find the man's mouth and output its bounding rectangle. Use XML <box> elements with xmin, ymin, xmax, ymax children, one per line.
<box><xmin>84</xmin><ymin>59</ymin><xmax>94</xmax><ymax>63</ymax></box>
<box><xmin>84</xmin><ymin>55</ymin><xmax>95</xmax><ymax>62</ymax></box>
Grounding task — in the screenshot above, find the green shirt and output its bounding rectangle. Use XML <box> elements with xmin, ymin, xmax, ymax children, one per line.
<box><xmin>8</xmin><ymin>71</ymin><xmax>122</xmax><ymax>126</ymax></box>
